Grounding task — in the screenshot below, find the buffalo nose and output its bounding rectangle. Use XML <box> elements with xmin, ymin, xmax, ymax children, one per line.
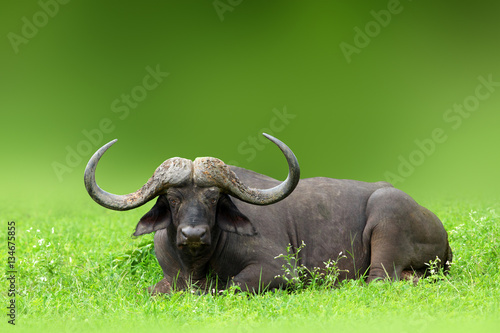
<box><xmin>180</xmin><ymin>226</ymin><xmax>208</xmax><ymax>244</ymax></box>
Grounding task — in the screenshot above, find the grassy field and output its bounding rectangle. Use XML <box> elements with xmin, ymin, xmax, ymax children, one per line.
<box><xmin>1</xmin><ymin>196</ymin><xmax>499</xmax><ymax>333</ymax></box>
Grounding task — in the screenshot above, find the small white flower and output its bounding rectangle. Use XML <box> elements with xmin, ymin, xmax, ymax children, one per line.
<box><xmin>52</xmin><ymin>227</ymin><xmax>54</xmax><ymax>234</ymax></box>
<box><xmin>37</xmin><ymin>229</ymin><xmax>40</xmax><ymax>233</ymax></box>
<box><xmin>69</xmin><ymin>257</ymin><xmax>72</xmax><ymax>263</ymax></box>
<box><xmin>50</xmin><ymin>260</ymin><xmax>54</xmax><ymax>264</ymax></box>
<box><xmin>46</xmin><ymin>242</ymin><xmax>51</xmax><ymax>248</ymax></box>
<box><xmin>38</xmin><ymin>239</ymin><xmax>45</xmax><ymax>246</ymax></box>
<box><xmin>33</xmin><ymin>245</ymin><xmax>36</xmax><ymax>248</ymax></box>
<box><xmin>40</xmin><ymin>277</ymin><xmax>47</xmax><ymax>282</ymax></box>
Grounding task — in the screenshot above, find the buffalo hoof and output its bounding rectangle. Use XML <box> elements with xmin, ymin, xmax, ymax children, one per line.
<box><xmin>400</xmin><ymin>270</ymin><xmax>423</xmax><ymax>285</ymax></box>
<box><xmin>147</xmin><ymin>278</ymin><xmax>171</xmax><ymax>295</ymax></box>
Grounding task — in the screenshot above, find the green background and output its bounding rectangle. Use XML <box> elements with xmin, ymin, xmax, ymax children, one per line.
<box><xmin>1</xmin><ymin>1</ymin><xmax>500</xmax><ymax>332</ymax></box>
<box><xmin>2</xmin><ymin>0</ymin><xmax>500</xmax><ymax>205</ymax></box>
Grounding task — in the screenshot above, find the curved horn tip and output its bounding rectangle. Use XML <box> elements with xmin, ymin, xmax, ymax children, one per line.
<box><xmin>94</xmin><ymin>139</ymin><xmax>119</xmax><ymax>155</ymax></box>
<box><xmin>261</xmin><ymin>133</ymin><xmax>289</xmax><ymax>147</ymax></box>
<box><xmin>104</xmin><ymin>139</ymin><xmax>118</xmax><ymax>148</ymax></box>
<box><xmin>262</xmin><ymin>133</ymin><xmax>275</xmax><ymax>141</ymax></box>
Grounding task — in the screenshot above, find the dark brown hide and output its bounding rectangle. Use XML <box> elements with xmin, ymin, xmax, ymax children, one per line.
<box><xmin>141</xmin><ymin>166</ymin><xmax>451</xmax><ymax>293</ymax></box>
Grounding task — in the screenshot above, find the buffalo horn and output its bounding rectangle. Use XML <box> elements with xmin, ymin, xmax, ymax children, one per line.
<box><xmin>193</xmin><ymin>133</ymin><xmax>300</xmax><ymax>205</ymax></box>
<box><xmin>84</xmin><ymin>139</ymin><xmax>192</xmax><ymax>211</ymax></box>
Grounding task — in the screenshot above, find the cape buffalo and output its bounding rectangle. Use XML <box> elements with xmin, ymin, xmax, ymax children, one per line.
<box><xmin>84</xmin><ymin>134</ymin><xmax>452</xmax><ymax>294</ymax></box>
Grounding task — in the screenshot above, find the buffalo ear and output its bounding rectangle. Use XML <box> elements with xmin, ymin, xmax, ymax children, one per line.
<box><xmin>133</xmin><ymin>196</ymin><xmax>171</xmax><ymax>236</ymax></box>
<box><xmin>216</xmin><ymin>195</ymin><xmax>257</xmax><ymax>236</ymax></box>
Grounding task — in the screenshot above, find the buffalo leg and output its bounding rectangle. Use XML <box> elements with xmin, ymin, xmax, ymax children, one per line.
<box><xmin>231</xmin><ymin>263</ymin><xmax>285</xmax><ymax>293</ymax></box>
<box><xmin>363</xmin><ymin>187</ymin><xmax>451</xmax><ymax>283</ymax></box>
<box><xmin>366</xmin><ymin>225</ymin><xmax>406</xmax><ymax>282</ymax></box>
<box><xmin>148</xmin><ymin>277</ymin><xmax>172</xmax><ymax>295</ymax></box>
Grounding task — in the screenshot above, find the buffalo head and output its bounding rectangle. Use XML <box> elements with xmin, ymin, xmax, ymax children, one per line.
<box><xmin>84</xmin><ymin>134</ymin><xmax>300</xmax><ymax>256</ymax></box>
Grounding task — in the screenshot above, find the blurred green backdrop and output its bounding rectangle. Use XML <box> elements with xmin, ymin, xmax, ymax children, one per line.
<box><xmin>2</xmin><ymin>0</ymin><xmax>500</xmax><ymax>206</ymax></box>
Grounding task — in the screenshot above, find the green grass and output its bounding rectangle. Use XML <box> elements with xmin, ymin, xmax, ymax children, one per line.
<box><xmin>1</xmin><ymin>196</ymin><xmax>499</xmax><ymax>333</ymax></box>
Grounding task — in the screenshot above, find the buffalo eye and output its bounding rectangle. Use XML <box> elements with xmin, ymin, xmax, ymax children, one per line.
<box><xmin>168</xmin><ymin>198</ymin><xmax>179</xmax><ymax>207</ymax></box>
<box><xmin>204</xmin><ymin>188</ymin><xmax>219</xmax><ymax>205</ymax></box>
